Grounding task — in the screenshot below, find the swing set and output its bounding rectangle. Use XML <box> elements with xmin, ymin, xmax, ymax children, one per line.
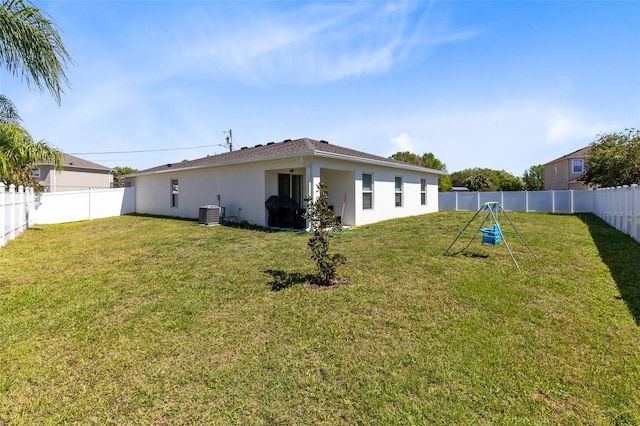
<box><xmin>444</xmin><ymin>202</ymin><xmax>536</xmax><ymax>272</ymax></box>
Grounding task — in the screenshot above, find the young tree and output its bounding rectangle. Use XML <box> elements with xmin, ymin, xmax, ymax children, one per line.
<box><xmin>303</xmin><ymin>183</ymin><xmax>346</xmax><ymax>286</ymax></box>
<box><xmin>0</xmin><ymin>0</ymin><xmax>72</xmax><ymax>105</ymax></box>
<box><xmin>523</xmin><ymin>164</ymin><xmax>544</xmax><ymax>191</ymax></box>
<box><xmin>582</xmin><ymin>129</ymin><xmax>640</xmax><ymax>188</ymax></box>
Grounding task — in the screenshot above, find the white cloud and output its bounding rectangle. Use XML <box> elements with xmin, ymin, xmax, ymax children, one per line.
<box><xmin>178</xmin><ymin>2</ymin><xmax>477</xmax><ymax>85</ymax></box>
<box><xmin>390</xmin><ymin>132</ymin><xmax>417</xmax><ymax>152</ymax></box>
<box><xmin>545</xmin><ymin>108</ymin><xmax>611</xmax><ymax>144</ymax></box>
<box><xmin>324</xmin><ymin>99</ymin><xmax>623</xmax><ymax>176</ymax></box>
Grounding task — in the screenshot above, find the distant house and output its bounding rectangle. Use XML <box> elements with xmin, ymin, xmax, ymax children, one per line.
<box><xmin>125</xmin><ymin>138</ymin><xmax>445</xmax><ymax>228</ymax></box>
<box><xmin>36</xmin><ymin>154</ymin><xmax>112</xmax><ymax>192</ymax></box>
<box><xmin>543</xmin><ymin>147</ymin><xmax>590</xmax><ymax>190</ymax></box>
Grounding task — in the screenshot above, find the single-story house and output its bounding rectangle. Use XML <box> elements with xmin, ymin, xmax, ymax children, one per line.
<box><xmin>36</xmin><ymin>153</ymin><xmax>113</xmax><ymax>192</ymax></box>
<box><xmin>543</xmin><ymin>146</ymin><xmax>590</xmax><ymax>190</ymax></box>
<box><xmin>124</xmin><ymin>138</ymin><xmax>445</xmax><ymax>228</ymax></box>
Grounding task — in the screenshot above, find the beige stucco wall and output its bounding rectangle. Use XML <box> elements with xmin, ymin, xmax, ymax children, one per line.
<box><xmin>544</xmin><ymin>160</ymin><xmax>588</xmax><ymax>191</ymax></box>
<box><xmin>38</xmin><ymin>166</ymin><xmax>112</xmax><ymax>192</ymax></box>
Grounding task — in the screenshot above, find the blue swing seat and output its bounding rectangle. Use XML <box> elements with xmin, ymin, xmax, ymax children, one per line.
<box><xmin>480</xmin><ymin>223</ymin><xmax>502</xmax><ymax>246</ymax></box>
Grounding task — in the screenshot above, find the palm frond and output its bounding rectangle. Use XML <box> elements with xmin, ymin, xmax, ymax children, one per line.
<box><xmin>0</xmin><ymin>0</ymin><xmax>72</xmax><ymax>105</ymax></box>
<box><xmin>0</xmin><ymin>94</ymin><xmax>21</xmax><ymax>123</ymax></box>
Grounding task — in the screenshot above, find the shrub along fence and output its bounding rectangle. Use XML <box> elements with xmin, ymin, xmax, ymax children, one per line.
<box><xmin>439</xmin><ymin>186</ymin><xmax>639</xmax><ymax>242</ymax></box>
<box><xmin>1</xmin><ymin>183</ymin><xmax>36</xmax><ymax>248</ymax></box>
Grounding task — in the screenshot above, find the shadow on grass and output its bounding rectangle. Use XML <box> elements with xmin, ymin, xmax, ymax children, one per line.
<box><xmin>265</xmin><ymin>269</ymin><xmax>315</xmax><ymax>291</ymax></box>
<box><xmin>127</xmin><ymin>213</ymin><xmax>198</xmax><ymax>223</ymax></box>
<box><xmin>127</xmin><ymin>214</ymin><xmax>301</xmax><ymax>234</ymax></box>
<box><xmin>578</xmin><ymin>213</ymin><xmax>640</xmax><ymax>325</ymax></box>
<box><xmin>223</xmin><ymin>221</ymin><xmax>298</xmax><ymax>233</ymax></box>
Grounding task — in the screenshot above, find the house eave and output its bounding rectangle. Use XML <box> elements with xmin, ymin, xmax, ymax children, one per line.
<box><xmin>311</xmin><ymin>150</ymin><xmax>447</xmax><ymax>175</ymax></box>
<box><xmin>126</xmin><ymin>149</ymin><xmax>446</xmax><ymax>179</ymax></box>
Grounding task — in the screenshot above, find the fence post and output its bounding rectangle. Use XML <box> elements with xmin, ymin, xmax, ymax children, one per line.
<box><xmin>17</xmin><ymin>186</ymin><xmax>24</xmax><ymax>233</ymax></box>
<box><xmin>26</xmin><ymin>187</ymin><xmax>34</xmax><ymax>228</ymax></box>
<box><xmin>455</xmin><ymin>191</ymin><xmax>458</xmax><ymax>211</ymax></box>
<box><xmin>0</xmin><ymin>182</ymin><xmax>5</xmax><ymax>246</ymax></box>
<box><xmin>622</xmin><ymin>185</ymin><xmax>629</xmax><ymax>235</ymax></box>
<box><xmin>616</xmin><ymin>186</ymin><xmax>622</xmax><ymax>231</ymax></box>
<box><xmin>551</xmin><ymin>190</ymin><xmax>555</xmax><ymax>213</ymax></box>
<box><xmin>606</xmin><ymin>187</ymin><xmax>612</xmax><ymax>226</ymax></box>
<box><xmin>8</xmin><ymin>184</ymin><xmax>16</xmax><ymax>242</ymax></box>
<box><xmin>632</xmin><ymin>184</ymin><xmax>638</xmax><ymax>241</ymax></box>
<box><xmin>570</xmin><ymin>190</ymin><xmax>574</xmax><ymax>213</ymax></box>
<box><xmin>88</xmin><ymin>187</ymin><xmax>93</xmax><ymax>221</ymax></box>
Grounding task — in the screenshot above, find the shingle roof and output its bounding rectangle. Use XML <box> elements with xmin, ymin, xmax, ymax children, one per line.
<box><xmin>543</xmin><ymin>146</ymin><xmax>590</xmax><ymax>166</ymax></box>
<box><xmin>128</xmin><ymin>138</ymin><xmax>446</xmax><ymax>176</ymax></box>
<box><xmin>38</xmin><ymin>153</ymin><xmax>111</xmax><ymax>171</ymax></box>
<box><xmin>62</xmin><ymin>154</ymin><xmax>111</xmax><ymax>171</ymax></box>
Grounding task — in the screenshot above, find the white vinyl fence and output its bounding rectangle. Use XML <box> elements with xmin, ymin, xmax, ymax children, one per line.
<box><xmin>1</xmin><ymin>183</ymin><xmax>36</xmax><ymax>247</ymax></box>
<box><xmin>592</xmin><ymin>185</ymin><xmax>639</xmax><ymax>242</ymax></box>
<box><xmin>439</xmin><ymin>190</ymin><xmax>594</xmax><ymax>213</ymax></box>
<box><xmin>35</xmin><ymin>187</ymin><xmax>136</xmax><ymax>225</ymax></box>
<box><xmin>439</xmin><ymin>186</ymin><xmax>640</xmax><ymax>242</ymax></box>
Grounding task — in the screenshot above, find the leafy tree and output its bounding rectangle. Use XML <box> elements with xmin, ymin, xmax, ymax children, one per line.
<box><xmin>0</xmin><ymin>121</ymin><xmax>62</xmax><ymax>189</ymax></box>
<box><xmin>303</xmin><ymin>182</ymin><xmax>346</xmax><ymax>286</ymax></box>
<box><xmin>495</xmin><ymin>170</ymin><xmax>524</xmax><ymax>191</ymax></box>
<box><xmin>450</xmin><ymin>168</ymin><xmax>524</xmax><ymax>191</ymax></box>
<box><xmin>112</xmin><ymin>166</ymin><xmax>138</xmax><ymax>188</ymax></box>
<box><xmin>0</xmin><ymin>0</ymin><xmax>72</xmax><ymax>105</ymax></box>
<box><xmin>390</xmin><ymin>151</ymin><xmax>452</xmax><ymax>191</ymax></box>
<box><xmin>463</xmin><ymin>173</ymin><xmax>491</xmax><ymax>192</ymax></box>
<box><xmin>522</xmin><ymin>164</ymin><xmax>544</xmax><ymax>191</ymax></box>
<box><xmin>582</xmin><ymin>128</ymin><xmax>640</xmax><ymax>188</ymax></box>
<box><xmin>390</xmin><ymin>151</ymin><xmax>422</xmax><ymax>166</ymax></box>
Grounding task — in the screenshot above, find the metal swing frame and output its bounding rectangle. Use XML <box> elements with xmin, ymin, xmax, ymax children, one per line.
<box><xmin>443</xmin><ymin>202</ymin><xmax>536</xmax><ymax>272</ymax></box>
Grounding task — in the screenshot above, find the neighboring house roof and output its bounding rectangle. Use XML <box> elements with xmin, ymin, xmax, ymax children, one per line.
<box><xmin>38</xmin><ymin>153</ymin><xmax>111</xmax><ymax>172</ymax></box>
<box><xmin>127</xmin><ymin>138</ymin><xmax>447</xmax><ymax>177</ymax></box>
<box><xmin>543</xmin><ymin>146</ymin><xmax>590</xmax><ymax>166</ymax></box>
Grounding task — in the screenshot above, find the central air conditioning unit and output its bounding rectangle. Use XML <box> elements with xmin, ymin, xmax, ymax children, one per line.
<box><xmin>198</xmin><ymin>205</ymin><xmax>221</xmax><ymax>225</ymax></box>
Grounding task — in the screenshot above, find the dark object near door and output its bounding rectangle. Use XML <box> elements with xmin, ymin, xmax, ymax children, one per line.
<box><xmin>265</xmin><ymin>196</ymin><xmax>304</xmax><ymax>228</ymax></box>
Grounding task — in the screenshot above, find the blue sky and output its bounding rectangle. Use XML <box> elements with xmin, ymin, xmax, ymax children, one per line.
<box><xmin>2</xmin><ymin>0</ymin><xmax>639</xmax><ymax>176</ymax></box>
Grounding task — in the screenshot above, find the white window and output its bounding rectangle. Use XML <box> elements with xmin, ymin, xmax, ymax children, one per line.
<box><xmin>395</xmin><ymin>176</ymin><xmax>403</xmax><ymax>207</ymax></box>
<box><xmin>362</xmin><ymin>173</ymin><xmax>373</xmax><ymax>210</ymax></box>
<box><xmin>572</xmin><ymin>159</ymin><xmax>584</xmax><ymax>173</ymax></box>
<box><xmin>171</xmin><ymin>179</ymin><xmax>179</xmax><ymax>207</ymax></box>
<box><xmin>420</xmin><ymin>178</ymin><xmax>427</xmax><ymax>206</ymax></box>
<box><xmin>33</xmin><ymin>168</ymin><xmax>41</xmax><ymax>178</ymax></box>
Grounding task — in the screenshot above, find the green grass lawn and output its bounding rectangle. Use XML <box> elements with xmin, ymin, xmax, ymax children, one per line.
<box><xmin>0</xmin><ymin>212</ymin><xmax>638</xmax><ymax>424</ymax></box>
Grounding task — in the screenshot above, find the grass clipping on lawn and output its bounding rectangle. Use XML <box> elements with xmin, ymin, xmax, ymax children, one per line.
<box><xmin>0</xmin><ymin>212</ymin><xmax>639</xmax><ymax>424</ymax></box>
